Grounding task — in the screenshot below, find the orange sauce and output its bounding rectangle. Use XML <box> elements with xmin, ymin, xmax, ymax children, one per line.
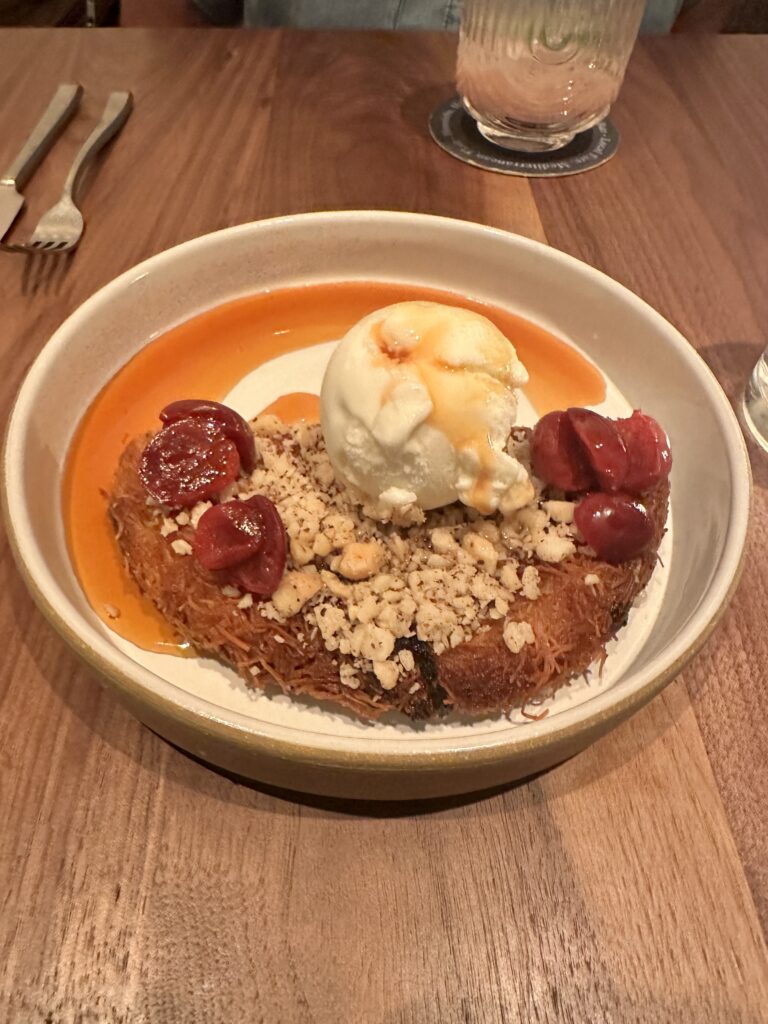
<box><xmin>63</xmin><ymin>280</ymin><xmax>605</xmax><ymax>653</ymax></box>
<box><xmin>260</xmin><ymin>392</ymin><xmax>320</xmax><ymax>423</ymax></box>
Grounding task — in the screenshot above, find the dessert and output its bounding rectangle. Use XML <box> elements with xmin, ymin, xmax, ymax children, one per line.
<box><xmin>105</xmin><ymin>299</ymin><xmax>671</xmax><ymax>721</ymax></box>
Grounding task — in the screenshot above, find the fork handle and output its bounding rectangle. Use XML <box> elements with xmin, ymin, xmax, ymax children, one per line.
<box><xmin>64</xmin><ymin>90</ymin><xmax>134</xmax><ymax>200</ymax></box>
<box><xmin>1</xmin><ymin>83</ymin><xmax>83</xmax><ymax>189</ymax></box>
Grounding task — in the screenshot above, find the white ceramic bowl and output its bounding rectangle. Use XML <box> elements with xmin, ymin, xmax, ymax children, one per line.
<box><xmin>3</xmin><ymin>212</ymin><xmax>750</xmax><ymax>799</ymax></box>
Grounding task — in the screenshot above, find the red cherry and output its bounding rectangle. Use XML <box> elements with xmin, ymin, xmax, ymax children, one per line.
<box><xmin>192</xmin><ymin>500</ymin><xmax>264</xmax><ymax>571</ymax></box>
<box><xmin>139</xmin><ymin>418</ymin><xmax>240</xmax><ymax>507</ymax></box>
<box><xmin>160</xmin><ymin>399</ymin><xmax>256</xmax><ymax>472</ymax></box>
<box><xmin>616</xmin><ymin>411</ymin><xmax>672</xmax><ymax>494</ymax></box>
<box><xmin>531</xmin><ymin>410</ymin><xmax>594</xmax><ymax>492</ymax></box>
<box><xmin>225</xmin><ymin>496</ymin><xmax>287</xmax><ymax>597</ymax></box>
<box><xmin>574</xmin><ymin>492</ymin><xmax>654</xmax><ymax>564</ymax></box>
<box><xmin>567</xmin><ymin>408</ymin><xmax>628</xmax><ymax>493</ymax></box>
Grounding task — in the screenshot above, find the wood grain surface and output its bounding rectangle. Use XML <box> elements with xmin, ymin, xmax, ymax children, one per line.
<box><xmin>0</xmin><ymin>29</ymin><xmax>767</xmax><ymax>1023</ymax></box>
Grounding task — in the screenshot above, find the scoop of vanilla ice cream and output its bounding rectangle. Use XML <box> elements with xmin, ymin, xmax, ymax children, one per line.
<box><xmin>320</xmin><ymin>301</ymin><xmax>534</xmax><ymax>517</ymax></box>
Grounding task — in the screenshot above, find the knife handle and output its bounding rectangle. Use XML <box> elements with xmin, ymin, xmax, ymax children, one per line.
<box><xmin>1</xmin><ymin>83</ymin><xmax>83</xmax><ymax>190</ymax></box>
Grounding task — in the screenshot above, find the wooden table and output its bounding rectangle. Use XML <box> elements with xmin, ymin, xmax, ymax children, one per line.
<box><xmin>1</xmin><ymin>29</ymin><xmax>767</xmax><ymax>1023</ymax></box>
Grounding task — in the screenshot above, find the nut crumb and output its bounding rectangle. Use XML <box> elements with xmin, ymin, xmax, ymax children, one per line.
<box><xmin>503</xmin><ymin>620</ymin><xmax>535</xmax><ymax>654</ymax></box>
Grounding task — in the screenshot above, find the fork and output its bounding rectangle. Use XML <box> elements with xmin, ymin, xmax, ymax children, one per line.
<box><xmin>3</xmin><ymin>90</ymin><xmax>133</xmax><ymax>255</ymax></box>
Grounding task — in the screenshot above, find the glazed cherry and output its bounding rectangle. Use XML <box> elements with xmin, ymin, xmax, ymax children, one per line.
<box><xmin>139</xmin><ymin>418</ymin><xmax>240</xmax><ymax>506</ymax></box>
<box><xmin>225</xmin><ymin>496</ymin><xmax>287</xmax><ymax>597</ymax></box>
<box><xmin>574</xmin><ymin>492</ymin><xmax>654</xmax><ymax>565</ymax></box>
<box><xmin>615</xmin><ymin>411</ymin><xmax>672</xmax><ymax>494</ymax></box>
<box><xmin>192</xmin><ymin>500</ymin><xmax>264</xmax><ymax>571</ymax></box>
<box><xmin>531</xmin><ymin>410</ymin><xmax>594</xmax><ymax>492</ymax></box>
<box><xmin>567</xmin><ymin>407</ymin><xmax>628</xmax><ymax>493</ymax></box>
<box><xmin>191</xmin><ymin>495</ymin><xmax>286</xmax><ymax>597</ymax></box>
<box><xmin>160</xmin><ymin>399</ymin><xmax>256</xmax><ymax>472</ymax></box>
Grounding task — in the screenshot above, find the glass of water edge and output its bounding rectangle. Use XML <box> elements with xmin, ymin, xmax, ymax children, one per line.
<box><xmin>743</xmin><ymin>347</ymin><xmax>768</xmax><ymax>453</ymax></box>
<box><xmin>457</xmin><ymin>0</ymin><xmax>646</xmax><ymax>153</ymax></box>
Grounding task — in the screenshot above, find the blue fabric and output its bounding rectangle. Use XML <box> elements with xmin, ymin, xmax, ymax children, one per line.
<box><xmin>194</xmin><ymin>0</ymin><xmax>681</xmax><ymax>33</ymax></box>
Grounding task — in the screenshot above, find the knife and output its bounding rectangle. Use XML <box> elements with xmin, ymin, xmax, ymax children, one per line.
<box><xmin>0</xmin><ymin>83</ymin><xmax>83</xmax><ymax>241</ymax></box>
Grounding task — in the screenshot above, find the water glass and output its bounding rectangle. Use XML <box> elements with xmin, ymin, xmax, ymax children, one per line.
<box><xmin>457</xmin><ymin>0</ymin><xmax>646</xmax><ymax>152</ymax></box>
<box><xmin>743</xmin><ymin>346</ymin><xmax>768</xmax><ymax>452</ymax></box>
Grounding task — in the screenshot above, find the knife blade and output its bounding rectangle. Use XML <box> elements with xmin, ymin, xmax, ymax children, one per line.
<box><xmin>0</xmin><ymin>83</ymin><xmax>83</xmax><ymax>241</ymax></box>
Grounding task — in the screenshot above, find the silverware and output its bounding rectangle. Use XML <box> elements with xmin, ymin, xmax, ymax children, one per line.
<box><xmin>0</xmin><ymin>83</ymin><xmax>83</xmax><ymax>241</ymax></box>
<box><xmin>13</xmin><ymin>90</ymin><xmax>133</xmax><ymax>255</ymax></box>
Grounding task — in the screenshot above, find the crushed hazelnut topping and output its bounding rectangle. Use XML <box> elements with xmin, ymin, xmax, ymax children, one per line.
<box><xmin>339</xmin><ymin>663</ymin><xmax>361</xmax><ymax>689</ymax></box>
<box><xmin>160</xmin><ymin>517</ymin><xmax>179</xmax><ymax>537</ymax></box>
<box><xmin>155</xmin><ymin>417</ymin><xmax>590</xmax><ymax>690</ymax></box>
<box><xmin>503</xmin><ymin>620</ymin><xmax>535</xmax><ymax>654</ymax></box>
<box><xmin>271</xmin><ymin>571</ymin><xmax>324</xmax><ymax>617</ymax></box>
<box><xmin>374</xmin><ymin>661</ymin><xmax>399</xmax><ymax>690</ymax></box>
<box><xmin>543</xmin><ymin>500</ymin><xmax>575</xmax><ymax>524</ymax></box>
<box><xmin>335</xmin><ymin>541</ymin><xmax>385</xmax><ymax>581</ymax></box>
<box><xmin>521</xmin><ymin>565</ymin><xmax>541</xmax><ymax>601</ymax></box>
<box><xmin>584</xmin><ymin>573</ymin><xmax>600</xmax><ymax>587</ymax></box>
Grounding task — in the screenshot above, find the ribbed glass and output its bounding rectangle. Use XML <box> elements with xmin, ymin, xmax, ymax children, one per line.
<box><xmin>457</xmin><ymin>0</ymin><xmax>646</xmax><ymax>151</ymax></box>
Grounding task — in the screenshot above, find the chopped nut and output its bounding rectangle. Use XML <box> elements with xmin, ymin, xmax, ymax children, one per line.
<box><xmin>521</xmin><ymin>565</ymin><xmax>541</xmax><ymax>601</ymax></box>
<box><xmin>513</xmin><ymin>506</ymin><xmax>548</xmax><ymax>537</ymax></box>
<box><xmin>503</xmin><ymin>619</ymin><xmax>535</xmax><ymax>654</ymax></box>
<box><xmin>500</xmin><ymin>563</ymin><xmax>522</xmax><ymax>593</ymax></box>
<box><xmin>398</xmin><ymin>649</ymin><xmax>415</xmax><ymax>672</ymax></box>
<box><xmin>584</xmin><ymin>573</ymin><xmax>600</xmax><ymax>587</ymax></box>
<box><xmin>220</xmin><ymin>585</ymin><xmax>241</xmax><ymax>598</ymax></box>
<box><xmin>290</xmin><ymin>538</ymin><xmax>314</xmax><ymax>566</ymax></box>
<box><xmin>312</xmin><ymin>532</ymin><xmax>332</xmax><ymax>557</ymax></box>
<box><xmin>349</xmin><ymin>594</ymin><xmax>379</xmax><ymax>624</ymax></box>
<box><xmin>336</xmin><ymin>541</ymin><xmax>384</xmax><ymax>581</ymax></box>
<box><xmin>339</xmin><ymin>663</ymin><xmax>360</xmax><ymax>689</ymax></box>
<box><xmin>323</xmin><ymin>513</ymin><xmax>356</xmax><ymax>548</ymax></box>
<box><xmin>535</xmin><ymin>533</ymin><xmax>576</xmax><ymax>564</ymax></box>
<box><xmin>174</xmin><ymin>510</ymin><xmax>191</xmax><ymax>526</ymax></box>
<box><xmin>462</xmin><ymin>532</ymin><xmax>498</xmax><ymax>574</ymax></box>
<box><xmin>103</xmin><ymin>603</ymin><xmax>121</xmax><ymax>620</ymax></box>
<box><xmin>355</xmin><ymin>623</ymin><xmax>395</xmax><ymax>663</ymax></box>
<box><xmin>271</xmin><ymin>571</ymin><xmax>323</xmax><ymax>617</ymax></box>
<box><xmin>371</xmin><ymin>573</ymin><xmax>397</xmax><ymax>594</ymax></box>
<box><xmin>374</xmin><ymin>661</ymin><xmax>399</xmax><ymax>690</ymax></box>
<box><xmin>170</xmin><ymin>539</ymin><xmax>193</xmax><ymax>556</ymax></box>
<box><xmin>160</xmin><ymin>517</ymin><xmax>179</xmax><ymax>537</ymax></box>
<box><xmin>190</xmin><ymin>501</ymin><xmax>212</xmax><ymax>529</ymax></box>
<box><xmin>430</xmin><ymin>527</ymin><xmax>458</xmax><ymax>554</ymax></box>
<box><xmin>477</xmin><ymin>522</ymin><xmax>500</xmax><ymax>543</ymax></box>
<box><xmin>320</xmin><ymin>570</ymin><xmax>351</xmax><ymax>600</ymax></box>
<box><xmin>237</xmin><ymin>593</ymin><xmax>254</xmax><ymax>609</ymax></box>
<box><xmin>543</xmin><ymin>500</ymin><xmax>575</xmax><ymax>525</ymax></box>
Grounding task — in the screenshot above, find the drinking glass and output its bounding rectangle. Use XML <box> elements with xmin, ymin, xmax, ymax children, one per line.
<box><xmin>457</xmin><ymin>0</ymin><xmax>646</xmax><ymax>152</ymax></box>
<box><xmin>743</xmin><ymin>346</ymin><xmax>768</xmax><ymax>452</ymax></box>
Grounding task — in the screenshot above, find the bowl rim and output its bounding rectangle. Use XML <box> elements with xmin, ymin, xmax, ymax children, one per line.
<box><xmin>2</xmin><ymin>210</ymin><xmax>752</xmax><ymax>773</ymax></box>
